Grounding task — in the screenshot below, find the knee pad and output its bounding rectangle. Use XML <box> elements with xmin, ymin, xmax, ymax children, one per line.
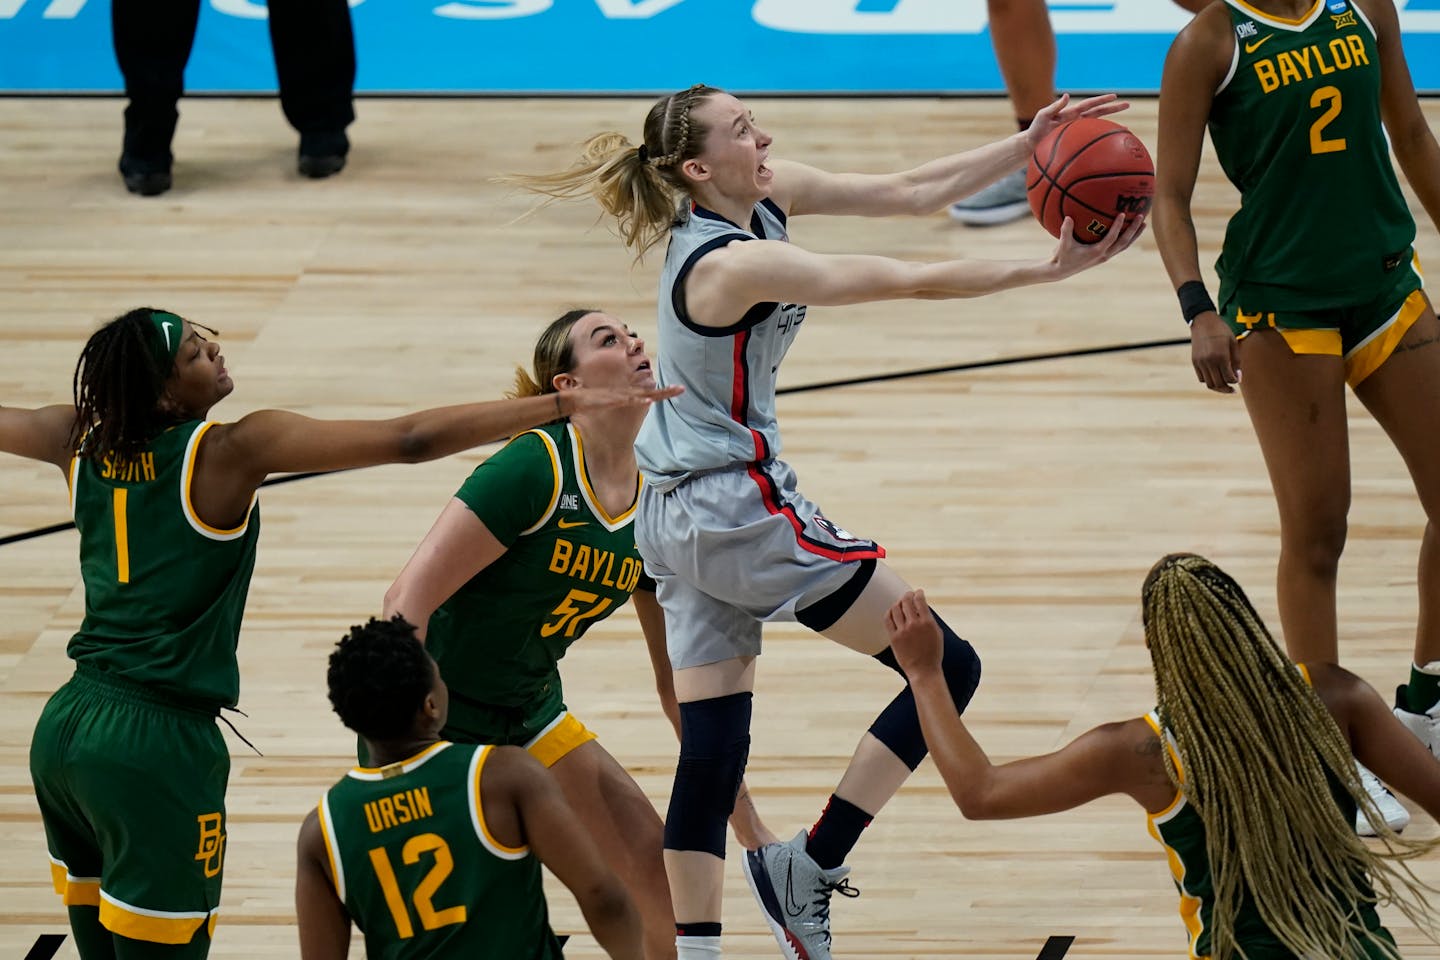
<box><xmin>663</xmin><ymin>692</ymin><xmax>752</xmax><ymax>857</ymax></box>
<box><xmin>869</xmin><ymin>608</ymin><xmax>983</xmax><ymax>770</ymax></box>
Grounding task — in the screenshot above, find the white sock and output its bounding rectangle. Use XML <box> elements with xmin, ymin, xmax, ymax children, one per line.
<box><xmin>1416</xmin><ymin>660</ymin><xmax>1440</xmax><ymax>674</ymax></box>
<box><xmin>676</xmin><ymin>935</ymin><xmax>722</xmax><ymax>959</ymax></box>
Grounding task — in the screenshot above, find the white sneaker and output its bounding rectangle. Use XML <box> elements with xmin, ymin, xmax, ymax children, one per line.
<box><xmin>1355</xmin><ymin>762</ymin><xmax>1409</xmax><ymax>837</ymax></box>
<box><xmin>948</xmin><ymin>168</ymin><xmax>1029</xmax><ymax>226</ymax></box>
<box><xmin>1393</xmin><ymin>685</ymin><xmax>1440</xmax><ymax>759</ymax></box>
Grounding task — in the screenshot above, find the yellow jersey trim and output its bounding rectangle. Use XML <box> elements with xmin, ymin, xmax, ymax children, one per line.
<box><xmin>1345</xmin><ymin>287</ymin><xmax>1426</xmax><ymax>387</ymax></box>
<box><xmin>48</xmin><ymin>857</ymin><xmax>102</xmax><ymax>906</ymax></box>
<box><xmin>1141</xmin><ymin>712</ymin><xmax>1186</xmax><ymax>822</ymax></box>
<box><xmin>181</xmin><ymin>421</ymin><xmax>256</xmax><ymax>541</ymax></box>
<box><xmin>98</xmin><ymin>890</ymin><xmax>216</xmax><ymax>945</ymax></box>
<box><xmin>518</xmin><ymin>429</ymin><xmax>563</xmax><ymax>536</ymax></box>
<box><xmin>317</xmin><ymin>795</ymin><xmax>347</xmax><ymax>902</ymax></box>
<box><xmin>67</xmin><ymin>456</ymin><xmax>80</xmax><ymax>514</ymax></box>
<box><xmin>1278</xmin><ymin>328</ymin><xmax>1342</xmax><ymax>357</ymax></box>
<box><xmin>1226</xmin><ymin>0</ymin><xmax>1322</xmax><ymax>29</ymax></box>
<box><xmin>469</xmin><ymin>745</ymin><xmax>529</xmax><ymax>861</ymax></box>
<box><xmin>524</xmin><ymin>710</ymin><xmax>598</xmax><ymax>768</ymax></box>
<box><xmin>347</xmin><ymin>740</ymin><xmax>452</xmax><ymax>781</ymax></box>
<box><xmin>568</xmin><ymin>422</ymin><xmax>640</xmax><ymax>532</ymax></box>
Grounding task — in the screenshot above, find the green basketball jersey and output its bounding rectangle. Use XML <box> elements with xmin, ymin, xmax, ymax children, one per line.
<box><xmin>1210</xmin><ymin>0</ymin><xmax>1414</xmax><ymax>312</ymax></box>
<box><xmin>67</xmin><ymin>420</ymin><xmax>259</xmax><ymax>709</ymax></box>
<box><xmin>425</xmin><ymin>422</ymin><xmax>647</xmax><ymax>728</ymax></box>
<box><xmin>1142</xmin><ymin>710</ymin><xmax>1394</xmax><ymax>959</ymax></box>
<box><xmin>317</xmin><ymin>741</ymin><xmax>563</xmax><ymax>960</ymax></box>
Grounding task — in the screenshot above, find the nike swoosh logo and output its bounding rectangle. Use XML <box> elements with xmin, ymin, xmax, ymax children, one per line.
<box><xmin>1244</xmin><ymin>34</ymin><xmax>1275</xmax><ymax>54</ymax></box>
<box><xmin>161</xmin><ymin>320</ymin><xmax>174</xmax><ymax>350</ymax></box>
<box><xmin>784</xmin><ymin>868</ymin><xmax>805</xmax><ymax>917</ymax></box>
<box><xmin>556</xmin><ymin>518</ymin><xmax>588</xmax><ymax>529</ymax></box>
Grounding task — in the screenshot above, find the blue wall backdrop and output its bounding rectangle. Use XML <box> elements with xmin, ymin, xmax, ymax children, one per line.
<box><xmin>4</xmin><ymin>0</ymin><xmax>1440</xmax><ymax>94</ymax></box>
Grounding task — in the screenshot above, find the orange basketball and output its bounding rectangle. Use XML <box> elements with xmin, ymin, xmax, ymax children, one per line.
<box><xmin>1026</xmin><ymin>118</ymin><xmax>1154</xmax><ymax>244</ymax></box>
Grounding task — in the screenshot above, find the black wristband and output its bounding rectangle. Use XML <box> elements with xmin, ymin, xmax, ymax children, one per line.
<box><xmin>1177</xmin><ymin>281</ymin><xmax>1217</xmax><ymax>325</ymax></box>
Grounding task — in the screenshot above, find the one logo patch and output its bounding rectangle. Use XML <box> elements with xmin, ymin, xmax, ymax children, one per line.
<box><xmin>1236</xmin><ymin>20</ymin><xmax>1258</xmax><ymax>39</ymax></box>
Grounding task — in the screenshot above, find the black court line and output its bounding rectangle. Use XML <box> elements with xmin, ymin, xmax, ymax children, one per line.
<box><xmin>23</xmin><ymin>934</ymin><xmax>68</xmax><ymax>960</ymax></box>
<box><xmin>1035</xmin><ymin>935</ymin><xmax>1076</xmax><ymax>960</ymax></box>
<box><xmin>0</xmin><ymin>336</ymin><xmax>1186</xmax><ymax>551</ymax></box>
<box><xmin>776</xmin><ymin>336</ymin><xmax>1185</xmax><ymax>395</ymax></box>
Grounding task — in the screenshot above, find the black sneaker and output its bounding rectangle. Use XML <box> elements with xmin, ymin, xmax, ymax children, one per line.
<box><xmin>298</xmin><ymin>131</ymin><xmax>349</xmax><ymax>179</ymax></box>
<box><xmin>118</xmin><ymin>154</ymin><xmax>172</xmax><ymax>197</ymax></box>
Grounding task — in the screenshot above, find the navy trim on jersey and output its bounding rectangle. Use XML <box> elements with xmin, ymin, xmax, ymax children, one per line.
<box><xmin>748</xmin><ymin>208</ymin><xmax>768</xmax><ymax>239</ymax></box>
<box><xmin>759</xmin><ymin>197</ymin><xmax>787</xmax><ymax>228</ymax></box>
<box><xmin>671</xmin><ymin>235</ymin><xmax>780</xmax><ymax>338</ymax></box>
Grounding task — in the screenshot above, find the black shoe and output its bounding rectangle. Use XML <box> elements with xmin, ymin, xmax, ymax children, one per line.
<box><xmin>297</xmin><ymin>130</ymin><xmax>349</xmax><ymax>179</ymax></box>
<box><xmin>297</xmin><ymin>153</ymin><xmax>346</xmax><ymax>178</ymax></box>
<box><xmin>118</xmin><ymin>154</ymin><xmax>172</xmax><ymax>196</ymax></box>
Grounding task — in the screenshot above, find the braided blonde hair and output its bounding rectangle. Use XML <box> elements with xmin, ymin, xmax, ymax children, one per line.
<box><xmin>1142</xmin><ymin>553</ymin><xmax>1439</xmax><ymax>960</ymax></box>
<box><xmin>502</xmin><ymin>84</ymin><xmax>720</xmax><ymax>259</ymax></box>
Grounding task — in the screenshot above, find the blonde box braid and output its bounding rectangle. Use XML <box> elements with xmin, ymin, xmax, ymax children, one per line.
<box><xmin>1142</xmin><ymin>554</ymin><xmax>1439</xmax><ymax>960</ymax></box>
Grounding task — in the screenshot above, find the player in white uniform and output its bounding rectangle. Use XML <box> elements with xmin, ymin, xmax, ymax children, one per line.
<box><xmin>516</xmin><ymin>84</ymin><xmax>1145</xmax><ymax>960</ymax></box>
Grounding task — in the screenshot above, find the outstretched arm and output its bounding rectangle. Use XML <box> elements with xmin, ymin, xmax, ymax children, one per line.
<box><xmin>633</xmin><ymin>588</ymin><xmax>778</xmax><ymax>849</ymax></box>
<box><xmin>684</xmin><ymin>214</ymin><xmax>1143</xmax><ymax>326</ymax></box>
<box><xmin>0</xmin><ymin>404</ymin><xmax>79</xmax><ymax>473</ymax></box>
<box><xmin>295</xmin><ymin>809</ymin><xmax>352</xmax><ymax>960</ymax></box>
<box><xmin>769</xmin><ymin>94</ymin><xmax>1129</xmax><ymax>218</ymax></box>
<box><xmin>886</xmin><ymin>590</ymin><xmax>1172</xmax><ymax>818</ymax></box>
<box><xmin>485</xmin><ymin>747</ymin><xmax>644</xmax><ymax>960</ymax></box>
<box><xmin>1310</xmin><ymin>663</ymin><xmax>1440</xmax><ymax>822</ymax></box>
<box><xmin>187</xmin><ymin>384</ymin><xmax>680</xmax><ymax>530</ymax></box>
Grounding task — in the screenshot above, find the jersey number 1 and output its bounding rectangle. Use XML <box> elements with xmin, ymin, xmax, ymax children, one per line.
<box><xmin>368</xmin><ymin>833</ymin><xmax>467</xmax><ymax>938</ymax></box>
<box><xmin>113</xmin><ymin>489</ymin><xmax>131</xmax><ymax>584</ymax></box>
<box><xmin>1309</xmin><ymin>86</ymin><xmax>1347</xmax><ymax>155</ymax></box>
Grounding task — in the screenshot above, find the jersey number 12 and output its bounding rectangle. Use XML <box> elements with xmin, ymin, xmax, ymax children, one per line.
<box><xmin>368</xmin><ymin>833</ymin><xmax>467</xmax><ymax>938</ymax></box>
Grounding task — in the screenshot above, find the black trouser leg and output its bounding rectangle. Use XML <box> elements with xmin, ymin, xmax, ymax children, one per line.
<box><xmin>267</xmin><ymin>0</ymin><xmax>356</xmax><ymax>153</ymax></box>
<box><xmin>112</xmin><ymin>0</ymin><xmax>201</xmax><ymax>170</ymax></box>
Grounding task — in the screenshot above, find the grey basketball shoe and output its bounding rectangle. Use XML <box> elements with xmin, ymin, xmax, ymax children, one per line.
<box><xmin>741</xmin><ymin>830</ymin><xmax>858</xmax><ymax>960</ymax></box>
<box><xmin>948</xmin><ymin>167</ymin><xmax>1029</xmax><ymax>226</ymax></box>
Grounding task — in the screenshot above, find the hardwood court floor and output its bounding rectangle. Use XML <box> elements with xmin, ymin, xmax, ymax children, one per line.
<box><xmin>1</xmin><ymin>96</ymin><xmax>1437</xmax><ymax>958</ymax></box>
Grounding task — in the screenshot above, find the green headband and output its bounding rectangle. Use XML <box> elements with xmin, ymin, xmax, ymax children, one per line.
<box><xmin>146</xmin><ymin>310</ymin><xmax>185</xmax><ymax>375</ymax></box>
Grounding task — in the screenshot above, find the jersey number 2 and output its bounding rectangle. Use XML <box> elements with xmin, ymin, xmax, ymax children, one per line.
<box><xmin>368</xmin><ymin>833</ymin><xmax>467</xmax><ymax>938</ymax></box>
<box><xmin>1309</xmin><ymin>86</ymin><xmax>1347</xmax><ymax>155</ymax></box>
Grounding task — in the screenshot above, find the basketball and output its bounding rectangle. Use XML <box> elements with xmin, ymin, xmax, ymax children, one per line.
<box><xmin>1026</xmin><ymin>118</ymin><xmax>1154</xmax><ymax>244</ymax></box>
